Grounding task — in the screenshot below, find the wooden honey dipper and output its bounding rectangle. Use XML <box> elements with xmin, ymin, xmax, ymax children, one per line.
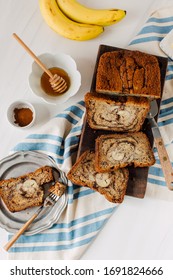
<box><xmin>13</xmin><ymin>33</ymin><xmax>67</xmax><ymax>94</ymax></box>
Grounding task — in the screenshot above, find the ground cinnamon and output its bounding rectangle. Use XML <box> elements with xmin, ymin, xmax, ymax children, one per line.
<box><xmin>14</xmin><ymin>107</ymin><xmax>33</xmax><ymax>127</ymax></box>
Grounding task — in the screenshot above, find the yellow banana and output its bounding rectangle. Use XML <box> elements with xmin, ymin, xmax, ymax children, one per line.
<box><xmin>57</xmin><ymin>0</ymin><xmax>126</xmax><ymax>26</ymax></box>
<box><xmin>39</xmin><ymin>0</ymin><xmax>104</xmax><ymax>41</ymax></box>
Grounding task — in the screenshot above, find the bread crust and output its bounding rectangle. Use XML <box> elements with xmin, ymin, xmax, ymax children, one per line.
<box><xmin>95</xmin><ymin>132</ymin><xmax>155</xmax><ymax>172</ymax></box>
<box><xmin>96</xmin><ymin>50</ymin><xmax>161</xmax><ymax>99</ymax></box>
<box><xmin>0</xmin><ymin>166</ymin><xmax>54</xmax><ymax>212</ymax></box>
<box><xmin>67</xmin><ymin>150</ymin><xmax>129</xmax><ymax>203</ymax></box>
<box><xmin>85</xmin><ymin>92</ymin><xmax>150</xmax><ymax>132</ymax></box>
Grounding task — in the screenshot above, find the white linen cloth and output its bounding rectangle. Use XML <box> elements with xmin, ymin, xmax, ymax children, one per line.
<box><xmin>8</xmin><ymin>6</ymin><xmax>173</xmax><ymax>259</ymax></box>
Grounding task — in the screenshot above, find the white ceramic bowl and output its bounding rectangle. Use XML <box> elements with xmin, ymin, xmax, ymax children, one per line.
<box><xmin>29</xmin><ymin>53</ymin><xmax>81</xmax><ymax>104</ymax></box>
<box><xmin>7</xmin><ymin>100</ymin><xmax>36</xmax><ymax>128</ymax></box>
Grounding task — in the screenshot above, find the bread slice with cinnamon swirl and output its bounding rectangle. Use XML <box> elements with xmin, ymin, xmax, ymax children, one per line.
<box><xmin>85</xmin><ymin>92</ymin><xmax>150</xmax><ymax>132</ymax></box>
<box><xmin>67</xmin><ymin>150</ymin><xmax>129</xmax><ymax>203</ymax></box>
<box><xmin>0</xmin><ymin>166</ymin><xmax>54</xmax><ymax>212</ymax></box>
<box><xmin>95</xmin><ymin>132</ymin><xmax>155</xmax><ymax>172</ymax></box>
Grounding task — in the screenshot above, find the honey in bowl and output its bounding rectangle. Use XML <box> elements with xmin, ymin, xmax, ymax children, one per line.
<box><xmin>40</xmin><ymin>67</ymin><xmax>70</xmax><ymax>96</ymax></box>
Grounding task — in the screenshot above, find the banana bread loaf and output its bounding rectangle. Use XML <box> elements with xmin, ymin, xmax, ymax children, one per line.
<box><xmin>67</xmin><ymin>150</ymin><xmax>129</xmax><ymax>203</ymax></box>
<box><xmin>0</xmin><ymin>166</ymin><xmax>54</xmax><ymax>212</ymax></box>
<box><xmin>96</xmin><ymin>50</ymin><xmax>161</xmax><ymax>99</ymax></box>
<box><xmin>85</xmin><ymin>92</ymin><xmax>150</xmax><ymax>132</ymax></box>
<box><xmin>95</xmin><ymin>132</ymin><xmax>155</xmax><ymax>172</ymax></box>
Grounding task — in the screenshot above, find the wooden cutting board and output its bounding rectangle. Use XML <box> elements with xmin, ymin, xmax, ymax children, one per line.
<box><xmin>77</xmin><ymin>44</ymin><xmax>168</xmax><ymax>198</ymax></box>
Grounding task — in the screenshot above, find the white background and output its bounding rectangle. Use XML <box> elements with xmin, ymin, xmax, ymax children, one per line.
<box><xmin>0</xmin><ymin>0</ymin><xmax>173</xmax><ymax>261</ymax></box>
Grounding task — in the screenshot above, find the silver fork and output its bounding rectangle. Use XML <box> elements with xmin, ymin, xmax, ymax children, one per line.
<box><xmin>4</xmin><ymin>191</ymin><xmax>60</xmax><ymax>251</ymax></box>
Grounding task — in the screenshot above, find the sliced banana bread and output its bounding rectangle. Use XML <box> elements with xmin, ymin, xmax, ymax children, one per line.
<box><xmin>85</xmin><ymin>92</ymin><xmax>150</xmax><ymax>132</ymax></box>
<box><xmin>0</xmin><ymin>166</ymin><xmax>54</xmax><ymax>212</ymax></box>
<box><xmin>95</xmin><ymin>132</ymin><xmax>155</xmax><ymax>172</ymax></box>
<box><xmin>49</xmin><ymin>181</ymin><xmax>66</xmax><ymax>197</ymax></box>
<box><xmin>67</xmin><ymin>150</ymin><xmax>129</xmax><ymax>203</ymax></box>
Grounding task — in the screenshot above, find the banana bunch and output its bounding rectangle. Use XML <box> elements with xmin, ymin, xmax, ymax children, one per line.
<box><xmin>39</xmin><ymin>0</ymin><xmax>126</xmax><ymax>41</ymax></box>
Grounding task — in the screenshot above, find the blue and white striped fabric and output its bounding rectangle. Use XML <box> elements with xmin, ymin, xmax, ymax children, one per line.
<box><xmin>129</xmin><ymin>6</ymin><xmax>173</xmax><ymax>200</ymax></box>
<box><xmin>8</xmin><ymin>101</ymin><xmax>116</xmax><ymax>260</ymax></box>
<box><xmin>8</xmin><ymin>6</ymin><xmax>173</xmax><ymax>260</ymax></box>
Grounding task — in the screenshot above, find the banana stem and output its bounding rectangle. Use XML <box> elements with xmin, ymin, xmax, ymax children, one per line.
<box><xmin>13</xmin><ymin>33</ymin><xmax>53</xmax><ymax>78</ymax></box>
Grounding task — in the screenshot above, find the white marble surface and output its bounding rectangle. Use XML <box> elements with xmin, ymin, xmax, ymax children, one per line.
<box><xmin>0</xmin><ymin>0</ymin><xmax>173</xmax><ymax>260</ymax></box>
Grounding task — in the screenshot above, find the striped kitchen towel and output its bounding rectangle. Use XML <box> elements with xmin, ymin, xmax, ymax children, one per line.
<box><xmin>8</xmin><ymin>101</ymin><xmax>116</xmax><ymax>260</ymax></box>
<box><xmin>8</xmin><ymin>6</ymin><xmax>173</xmax><ymax>260</ymax></box>
<box><xmin>129</xmin><ymin>6</ymin><xmax>173</xmax><ymax>200</ymax></box>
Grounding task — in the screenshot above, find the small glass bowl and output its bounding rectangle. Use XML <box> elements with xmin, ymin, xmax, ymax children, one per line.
<box><xmin>29</xmin><ymin>53</ymin><xmax>81</xmax><ymax>104</ymax></box>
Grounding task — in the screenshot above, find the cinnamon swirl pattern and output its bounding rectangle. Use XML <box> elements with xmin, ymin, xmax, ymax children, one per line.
<box><xmin>67</xmin><ymin>150</ymin><xmax>129</xmax><ymax>203</ymax></box>
<box><xmin>95</xmin><ymin>132</ymin><xmax>155</xmax><ymax>172</ymax></box>
<box><xmin>85</xmin><ymin>92</ymin><xmax>150</xmax><ymax>132</ymax></box>
<box><xmin>0</xmin><ymin>166</ymin><xmax>54</xmax><ymax>212</ymax></box>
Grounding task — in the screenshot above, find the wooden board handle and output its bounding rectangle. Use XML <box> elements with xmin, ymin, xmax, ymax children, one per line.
<box><xmin>4</xmin><ymin>211</ymin><xmax>40</xmax><ymax>251</ymax></box>
<box><xmin>154</xmin><ymin>137</ymin><xmax>173</xmax><ymax>190</ymax></box>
